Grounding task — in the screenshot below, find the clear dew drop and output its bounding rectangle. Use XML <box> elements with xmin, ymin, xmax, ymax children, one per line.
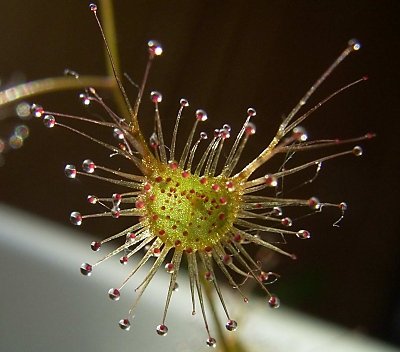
<box><xmin>64</xmin><ymin>68</ymin><xmax>80</xmax><ymax>79</ymax></box>
<box><xmin>30</xmin><ymin>104</ymin><xmax>44</xmax><ymax>118</ymax></box>
<box><xmin>43</xmin><ymin>114</ymin><xmax>56</xmax><ymax>128</ymax></box>
<box><xmin>296</xmin><ymin>229</ymin><xmax>311</xmax><ymax>239</ymax></box>
<box><xmin>118</xmin><ymin>318</ymin><xmax>131</xmax><ymax>331</ymax></box>
<box><xmin>108</xmin><ymin>288</ymin><xmax>121</xmax><ymax>301</ymax></box>
<box><xmin>113</xmin><ymin>128</ymin><xmax>125</xmax><ymax>140</ymax></box>
<box><xmin>259</xmin><ymin>271</ymin><xmax>280</xmax><ymax>285</ymax></box>
<box><xmin>172</xmin><ymin>282</ymin><xmax>179</xmax><ymax>292</ymax></box>
<box><xmin>272</xmin><ymin>207</ymin><xmax>282</xmax><ymax>216</ymax></box>
<box><xmin>200</xmin><ymin>132</ymin><xmax>208</xmax><ymax>140</ymax></box>
<box><xmin>180</xmin><ymin>98</ymin><xmax>189</xmax><ymax>107</ymax></box>
<box><xmin>247</xmin><ymin>107</ymin><xmax>256</xmax><ymax>117</ymax></box>
<box><xmin>206</xmin><ymin>337</ymin><xmax>217</xmax><ymax>348</ymax></box>
<box><xmin>80</xmin><ymin>263</ymin><xmax>92</xmax><ymax>276</ymax></box>
<box><xmin>156</xmin><ymin>324</ymin><xmax>168</xmax><ymax>336</ymax></box>
<box><xmin>120</xmin><ymin>256</ymin><xmax>128</xmax><ymax>265</ymax></box>
<box><xmin>151</xmin><ymin>91</ymin><xmax>162</xmax><ymax>103</ymax></box>
<box><xmin>16</xmin><ymin>102</ymin><xmax>32</xmax><ymax>120</ymax></box>
<box><xmin>292</xmin><ymin>126</ymin><xmax>308</xmax><ymax>141</ymax></box>
<box><xmin>339</xmin><ymin>202</ymin><xmax>348</xmax><ymax>211</ymax></box>
<box><xmin>90</xmin><ymin>241</ymin><xmax>101</xmax><ymax>251</ymax></box>
<box><xmin>245</xmin><ymin>122</ymin><xmax>256</xmax><ymax>135</ymax></box>
<box><xmin>348</xmin><ymin>38</ymin><xmax>361</xmax><ymax>51</ymax></box>
<box><xmin>70</xmin><ymin>211</ymin><xmax>83</xmax><ymax>226</ymax></box>
<box><xmin>14</xmin><ymin>125</ymin><xmax>29</xmax><ymax>139</ymax></box>
<box><xmin>87</xmin><ymin>195</ymin><xmax>98</xmax><ymax>204</ymax></box>
<box><xmin>79</xmin><ymin>93</ymin><xmax>91</xmax><ymax>106</ymax></box>
<box><xmin>195</xmin><ymin>109</ymin><xmax>208</xmax><ymax>121</ymax></box>
<box><xmin>353</xmin><ymin>146</ymin><xmax>363</xmax><ymax>156</ymax></box>
<box><xmin>268</xmin><ymin>295</ymin><xmax>280</xmax><ymax>309</ymax></box>
<box><xmin>64</xmin><ymin>164</ymin><xmax>77</xmax><ymax>179</ymax></box>
<box><xmin>308</xmin><ymin>197</ymin><xmax>320</xmax><ymax>209</ymax></box>
<box><xmin>82</xmin><ymin>159</ymin><xmax>95</xmax><ymax>173</ymax></box>
<box><xmin>264</xmin><ymin>174</ymin><xmax>278</xmax><ymax>187</ymax></box>
<box><xmin>165</xmin><ymin>263</ymin><xmax>174</xmax><ymax>274</ymax></box>
<box><xmin>148</xmin><ymin>40</ymin><xmax>163</xmax><ymax>56</ymax></box>
<box><xmin>225</xmin><ymin>319</ymin><xmax>238</xmax><ymax>331</ymax></box>
<box><xmin>281</xmin><ymin>217</ymin><xmax>292</xmax><ymax>227</ymax></box>
<box><xmin>8</xmin><ymin>135</ymin><xmax>23</xmax><ymax>149</ymax></box>
<box><xmin>89</xmin><ymin>3</ymin><xmax>98</xmax><ymax>12</ymax></box>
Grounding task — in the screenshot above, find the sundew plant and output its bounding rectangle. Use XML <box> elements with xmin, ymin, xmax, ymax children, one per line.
<box><xmin>15</xmin><ymin>3</ymin><xmax>374</xmax><ymax>349</ymax></box>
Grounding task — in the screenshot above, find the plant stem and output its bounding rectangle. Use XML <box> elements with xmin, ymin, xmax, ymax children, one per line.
<box><xmin>0</xmin><ymin>76</ymin><xmax>115</xmax><ymax>107</ymax></box>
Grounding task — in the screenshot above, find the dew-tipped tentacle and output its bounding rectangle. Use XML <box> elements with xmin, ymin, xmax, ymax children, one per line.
<box><xmin>161</xmin><ymin>250</ymin><xmax>183</xmax><ymax>325</ymax></box>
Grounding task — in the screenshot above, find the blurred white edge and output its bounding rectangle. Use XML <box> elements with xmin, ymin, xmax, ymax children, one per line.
<box><xmin>0</xmin><ymin>203</ymin><xmax>399</xmax><ymax>352</ymax></box>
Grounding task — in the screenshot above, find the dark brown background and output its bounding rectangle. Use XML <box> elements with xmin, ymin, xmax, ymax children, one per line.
<box><xmin>1</xmin><ymin>0</ymin><xmax>399</xmax><ymax>347</ymax></box>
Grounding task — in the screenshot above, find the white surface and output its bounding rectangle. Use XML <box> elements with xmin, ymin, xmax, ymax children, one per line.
<box><xmin>0</xmin><ymin>204</ymin><xmax>399</xmax><ymax>352</ymax></box>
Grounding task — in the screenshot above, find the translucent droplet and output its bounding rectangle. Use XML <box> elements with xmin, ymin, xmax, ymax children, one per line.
<box><xmin>91</xmin><ymin>241</ymin><xmax>101</xmax><ymax>251</ymax></box>
<box><xmin>268</xmin><ymin>295</ymin><xmax>280</xmax><ymax>308</ymax></box>
<box><xmin>259</xmin><ymin>271</ymin><xmax>279</xmax><ymax>285</ymax></box>
<box><xmin>165</xmin><ymin>263</ymin><xmax>174</xmax><ymax>273</ymax></box>
<box><xmin>245</xmin><ymin>122</ymin><xmax>256</xmax><ymax>135</ymax></box>
<box><xmin>222</xmin><ymin>254</ymin><xmax>232</xmax><ymax>265</ymax></box>
<box><xmin>111</xmin><ymin>208</ymin><xmax>121</xmax><ymax>218</ymax></box>
<box><xmin>220</xmin><ymin>128</ymin><xmax>230</xmax><ymax>139</ymax></box>
<box><xmin>82</xmin><ymin>159</ymin><xmax>95</xmax><ymax>173</ymax></box>
<box><xmin>206</xmin><ymin>337</ymin><xmax>217</xmax><ymax>348</ymax></box>
<box><xmin>64</xmin><ymin>68</ymin><xmax>79</xmax><ymax>79</ymax></box>
<box><xmin>339</xmin><ymin>202</ymin><xmax>348</xmax><ymax>211</ymax></box>
<box><xmin>108</xmin><ymin>288</ymin><xmax>121</xmax><ymax>301</ymax></box>
<box><xmin>225</xmin><ymin>319</ymin><xmax>238</xmax><ymax>331</ymax></box>
<box><xmin>150</xmin><ymin>133</ymin><xmax>160</xmax><ymax>148</ymax></box>
<box><xmin>281</xmin><ymin>217</ymin><xmax>292</xmax><ymax>227</ymax></box>
<box><xmin>14</xmin><ymin>125</ymin><xmax>29</xmax><ymax>139</ymax></box>
<box><xmin>204</xmin><ymin>271</ymin><xmax>213</xmax><ymax>281</ymax></box>
<box><xmin>156</xmin><ymin>324</ymin><xmax>168</xmax><ymax>336</ymax></box>
<box><xmin>292</xmin><ymin>126</ymin><xmax>308</xmax><ymax>141</ymax></box>
<box><xmin>118</xmin><ymin>318</ymin><xmax>131</xmax><ymax>331</ymax></box>
<box><xmin>180</xmin><ymin>98</ymin><xmax>189</xmax><ymax>107</ymax></box>
<box><xmin>113</xmin><ymin>128</ymin><xmax>124</xmax><ymax>140</ymax></box>
<box><xmin>200</xmin><ymin>132</ymin><xmax>208</xmax><ymax>140</ymax></box>
<box><xmin>70</xmin><ymin>211</ymin><xmax>83</xmax><ymax>226</ymax></box>
<box><xmin>87</xmin><ymin>195</ymin><xmax>98</xmax><ymax>204</ymax></box>
<box><xmin>195</xmin><ymin>109</ymin><xmax>208</xmax><ymax>121</ymax></box>
<box><xmin>148</xmin><ymin>40</ymin><xmax>163</xmax><ymax>56</ymax></box>
<box><xmin>247</xmin><ymin>107</ymin><xmax>256</xmax><ymax>117</ymax></box>
<box><xmin>30</xmin><ymin>104</ymin><xmax>44</xmax><ymax>118</ymax></box>
<box><xmin>80</xmin><ymin>263</ymin><xmax>92</xmax><ymax>276</ymax></box>
<box><xmin>264</xmin><ymin>174</ymin><xmax>278</xmax><ymax>187</ymax></box>
<box><xmin>151</xmin><ymin>91</ymin><xmax>162</xmax><ymax>103</ymax></box>
<box><xmin>8</xmin><ymin>135</ymin><xmax>23</xmax><ymax>149</ymax></box>
<box><xmin>79</xmin><ymin>93</ymin><xmax>91</xmax><ymax>106</ymax></box>
<box><xmin>172</xmin><ymin>282</ymin><xmax>179</xmax><ymax>292</ymax></box>
<box><xmin>120</xmin><ymin>256</ymin><xmax>128</xmax><ymax>265</ymax></box>
<box><xmin>16</xmin><ymin>102</ymin><xmax>31</xmax><ymax>119</ymax></box>
<box><xmin>296</xmin><ymin>230</ymin><xmax>311</xmax><ymax>239</ymax></box>
<box><xmin>353</xmin><ymin>146</ymin><xmax>363</xmax><ymax>156</ymax></box>
<box><xmin>272</xmin><ymin>207</ymin><xmax>282</xmax><ymax>216</ymax></box>
<box><xmin>222</xmin><ymin>124</ymin><xmax>231</xmax><ymax>132</ymax></box>
<box><xmin>348</xmin><ymin>38</ymin><xmax>361</xmax><ymax>51</ymax></box>
<box><xmin>64</xmin><ymin>164</ymin><xmax>77</xmax><ymax>178</ymax></box>
<box><xmin>89</xmin><ymin>3</ymin><xmax>97</xmax><ymax>12</ymax></box>
<box><xmin>43</xmin><ymin>114</ymin><xmax>56</xmax><ymax>128</ymax></box>
<box><xmin>308</xmin><ymin>197</ymin><xmax>320</xmax><ymax>209</ymax></box>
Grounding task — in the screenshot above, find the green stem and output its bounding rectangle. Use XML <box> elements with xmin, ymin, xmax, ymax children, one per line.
<box><xmin>0</xmin><ymin>76</ymin><xmax>115</xmax><ymax>107</ymax></box>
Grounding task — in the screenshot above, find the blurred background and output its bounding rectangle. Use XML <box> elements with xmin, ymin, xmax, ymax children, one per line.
<box><xmin>1</xmin><ymin>0</ymin><xmax>399</xmax><ymax>350</ymax></box>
